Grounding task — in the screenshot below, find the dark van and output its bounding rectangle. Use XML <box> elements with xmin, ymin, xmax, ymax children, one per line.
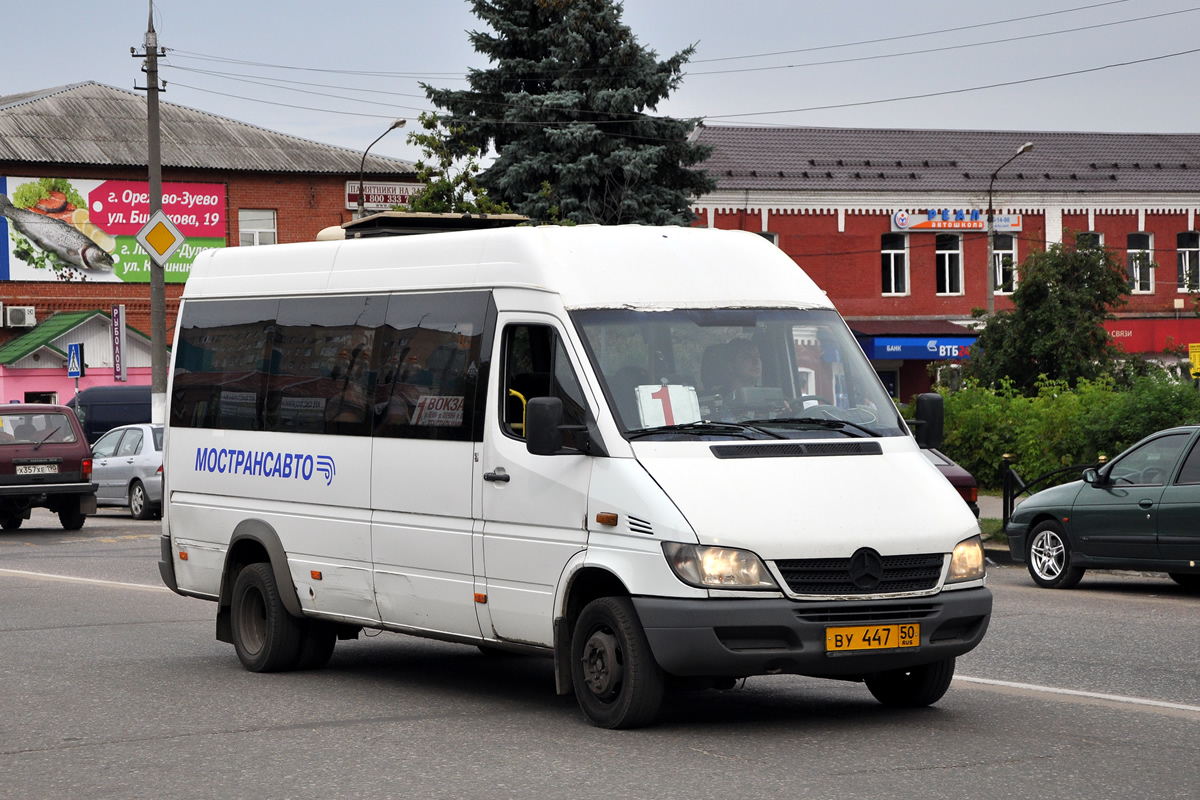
<box><xmin>67</xmin><ymin>385</ymin><xmax>152</xmax><ymax>443</ymax></box>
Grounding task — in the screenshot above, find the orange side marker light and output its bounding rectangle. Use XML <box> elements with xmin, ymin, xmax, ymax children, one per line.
<box><xmin>474</xmin><ymin>593</ymin><xmax>487</xmax><ymax>604</ymax></box>
<box><xmin>311</xmin><ymin>570</ymin><xmax>323</xmax><ymax>581</ymax></box>
<box><xmin>595</xmin><ymin>512</ymin><xmax>619</xmax><ymax>526</ymax></box>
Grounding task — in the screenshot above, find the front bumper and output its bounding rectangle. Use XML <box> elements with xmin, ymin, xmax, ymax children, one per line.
<box><xmin>633</xmin><ymin>587</ymin><xmax>992</xmax><ymax>678</ymax></box>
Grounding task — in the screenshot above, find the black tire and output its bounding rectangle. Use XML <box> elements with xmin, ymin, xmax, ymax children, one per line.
<box><xmin>1026</xmin><ymin>520</ymin><xmax>1084</xmax><ymax>589</ymax></box>
<box><xmin>230</xmin><ymin>563</ymin><xmax>303</xmax><ymax>672</ymax></box>
<box><xmin>570</xmin><ymin>596</ymin><xmax>664</xmax><ymax>729</ymax></box>
<box><xmin>129</xmin><ymin>480</ymin><xmax>155</xmax><ymax>520</ymax></box>
<box><xmin>58</xmin><ymin>508</ymin><xmax>86</xmax><ymax>531</ymax></box>
<box><xmin>865</xmin><ymin>657</ymin><xmax>956</xmax><ymax>707</ymax></box>
<box><xmin>1169</xmin><ymin>573</ymin><xmax>1200</xmax><ymax>592</ymax></box>
<box><xmin>1</xmin><ymin>515</ymin><xmax>22</xmax><ymax>531</ymax></box>
<box><xmin>295</xmin><ymin>620</ymin><xmax>337</xmax><ymax>670</ymax></box>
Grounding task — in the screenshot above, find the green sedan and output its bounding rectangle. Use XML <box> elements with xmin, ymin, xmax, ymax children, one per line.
<box><xmin>1006</xmin><ymin>426</ymin><xmax>1200</xmax><ymax>591</ymax></box>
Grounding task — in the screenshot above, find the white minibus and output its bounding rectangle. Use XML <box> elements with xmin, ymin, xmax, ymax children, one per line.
<box><xmin>158</xmin><ymin>224</ymin><xmax>991</xmax><ymax>728</ymax></box>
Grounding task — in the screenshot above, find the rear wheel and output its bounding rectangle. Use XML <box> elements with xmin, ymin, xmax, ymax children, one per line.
<box><xmin>1169</xmin><ymin>573</ymin><xmax>1200</xmax><ymax>592</ymax></box>
<box><xmin>570</xmin><ymin>596</ymin><xmax>664</xmax><ymax>729</ymax></box>
<box><xmin>58</xmin><ymin>508</ymin><xmax>86</xmax><ymax>531</ymax></box>
<box><xmin>129</xmin><ymin>480</ymin><xmax>155</xmax><ymax>520</ymax></box>
<box><xmin>0</xmin><ymin>515</ymin><xmax>22</xmax><ymax>531</ymax></box>
<box><xmin>1027</xmin><ymin>520</ymin><xmax>1084</xmax><ymax>589</ymax></box>
<box><xmin>865</xmin><ymin>657</ymin><xmax>956</xmax><ymax>707</ymax></box>
<box><xmin>230</xmin><ymin>562</ymin><xmax>303</xmax><ymax>672</ymax></box>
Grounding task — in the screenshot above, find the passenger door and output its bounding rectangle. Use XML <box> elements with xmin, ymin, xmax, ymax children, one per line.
<box><xmin>90</xmin><ymin>429</ymin><xmax>126</xmax><ymax>503</ymax></box>
<box><xmin>1072</xmin><ymin>433</ymin><xmax>1191</xmax><ymax>561</ymax></box>
<box><xmin>370</xmin><ymin>291</ymin><xmax>492</xmax><ymax>638</ymax></box>
<box><xmin>1158</xmin><ymin>432</ymin><xmax>1200</xmax><ymax>562</ymax></box>
<box><xmin>110</xmin><ymin>427</ymin><xmax>145</xmax><ymax>503</ymax></box>
<box><xmin>478</xmin><ymin>316</ymin><xmax>594</xmax><ymax>647</ymax></box>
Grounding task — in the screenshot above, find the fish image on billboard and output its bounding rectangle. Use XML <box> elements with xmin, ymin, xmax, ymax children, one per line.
<box><xmin>0</xmin><ymin>193</ymin><xmax>114</xmax><ymax>272</ymax></box>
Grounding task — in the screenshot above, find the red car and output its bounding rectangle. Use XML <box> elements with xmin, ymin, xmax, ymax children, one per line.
<box><xmin>0</xmin><ymin>404</ymin><xmax>97</xmax><ymax>530</ymax></box>
<box><xmin>923</xmin><ymin>447</ymin><xmax>980</xmax><ymax>517</ymax></box>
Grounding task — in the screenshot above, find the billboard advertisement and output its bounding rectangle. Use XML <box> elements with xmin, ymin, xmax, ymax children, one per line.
<box><xmin>0</xmin><ymin>176</ymin><xmax>226</xmax><ymax>282</ymax></box>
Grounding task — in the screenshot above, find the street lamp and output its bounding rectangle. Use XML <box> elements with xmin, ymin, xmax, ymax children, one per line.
<box><xmin>986</xmin><ymin>141</ymin><xmax>1034</xmax><ymax>316</ymax></box>
<box><xmin>357</xmin><ymin>118</ymin><xmax>406</xmax><ymax>219</ymax></box>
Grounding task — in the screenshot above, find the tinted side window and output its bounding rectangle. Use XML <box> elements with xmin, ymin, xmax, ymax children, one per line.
<box><xmin>372</xmin><ymin>291</ymin><xmax>491</xmax><ymax>442</ymax></box>
<box><xmin>267</xmin><ymin>295</ymin><xmax>387</xmax><ymax>436</ymax></box>
<box><xmin>172</xmin><ymin>299</ymin><xmax>279</xmax><ymax>430</ymax></box>
<box><xmin>1109</xmin><ymin>433</ymin><xmax>1190</xmax><ymax>486</ymax></box>
<box><xmin>92</xmin><ymin>429</ymin><xmax>123</xmax><ymax>458</ymax></box>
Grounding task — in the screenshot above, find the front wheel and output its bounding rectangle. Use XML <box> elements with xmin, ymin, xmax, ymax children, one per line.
<box><xmin>1</xmin><ymin>514</ymin><xmax>22</xmax><ymax>531</ymax></box>
<box><xmin>1027</xmin><ymin>520</ymin><xmax>1084</xmax><ymax>589</ymax></box>
<box><xmin>129</xmin><ymin>480</ymin><xmax>155</xmax><ymax>520</ymax></box>
<box><xmin>865</xmin><ymin>657</ymin><xmax>956</xmax><ymax>707</ymax></box>
<box><xmin>570</xmin><ymin>596</ymin><xmax>664</xmax><ymax>729</ymax></box>
<box><xmin>230</xmin><ymin>562</ymin><xmax>303</xmax><ymax>672</ymax></box>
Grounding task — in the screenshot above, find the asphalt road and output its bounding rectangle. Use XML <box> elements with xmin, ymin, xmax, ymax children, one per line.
<box><xmin>1</xmin><ymin>509</ymin><xmax>1197</xmax><ymax>800</ymax></box>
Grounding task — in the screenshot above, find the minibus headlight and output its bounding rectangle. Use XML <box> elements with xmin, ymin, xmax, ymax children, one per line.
<box><xmin>947</xmin><ymin>535</ymin><xmax>985</xmax><ymax>583</ymax></box>
<box><xmin>662</xmin><ymin>542</ymin><xmax>778</xmax><ymax>590</ymax></box>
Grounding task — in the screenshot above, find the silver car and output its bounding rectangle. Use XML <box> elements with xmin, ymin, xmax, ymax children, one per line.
<box><xmin>91</xmin><ymin>424</ymin><xmax>163</xmax><ymax>519</ymax></box>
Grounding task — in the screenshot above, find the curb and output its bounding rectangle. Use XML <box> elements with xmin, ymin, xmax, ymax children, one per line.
<box><xmin>984</xmin><ymin>543</ymin><xmax>1014</xmax><ymax>566</ymax></box>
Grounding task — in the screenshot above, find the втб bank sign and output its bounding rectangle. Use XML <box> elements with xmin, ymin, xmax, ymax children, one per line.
<box><xmin>0</xmin><ymin>175</ymin><xmax>226</xmax><ymax>283</ymax></box>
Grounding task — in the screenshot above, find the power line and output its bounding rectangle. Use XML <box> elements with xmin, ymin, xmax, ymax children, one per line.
<box><xmin>691</xmin><ymin>0</ymin><xmax>1133</xmax><ymax>63</ymax></box>
<box><xmin>687</xmin><ymin>6</ymin><xmax>1200</xmax><ymax>76</ymax></box>
<box><xmin>705</xmin><ymin>45</ymin><xmax>1200</xmax><ymax>120</ymax></box>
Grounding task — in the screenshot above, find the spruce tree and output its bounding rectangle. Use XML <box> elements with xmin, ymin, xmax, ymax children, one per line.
<box><xmin>423</xmin><ymin>0</ymin><xmax>715</xmax><ymax>225</ymax></box>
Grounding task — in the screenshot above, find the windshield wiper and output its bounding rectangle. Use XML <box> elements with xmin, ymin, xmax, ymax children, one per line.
<box><xmin>627</xmin><ymin>421</ymin><xmax>785</xmax><ymax>440</ymax></box>
<box><xmin>740</xmin><ymin>416</ymin><xmax>879</xmax><ymax>438</ymax></box>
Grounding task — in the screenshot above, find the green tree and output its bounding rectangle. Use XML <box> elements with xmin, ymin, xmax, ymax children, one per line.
<box><xmin>401</xmin><ymin>112</ymin><xmax>511</xmax><ymax>215</ymax></box>
<box><xmin>422</xmin><ymin>0</ymin><xmax>715</xmax><ymax>225</ymax></box>
<box><xmin>964</xmin><ymin>238</ymin><xmax>1145</xmax><ymax>393</ymax></box>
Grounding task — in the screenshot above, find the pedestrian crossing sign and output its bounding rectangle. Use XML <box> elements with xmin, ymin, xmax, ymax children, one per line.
<box><xmin>67</xmin><ymin>342</ymin><xmax>84</xmax><ymax>378</ymax></box>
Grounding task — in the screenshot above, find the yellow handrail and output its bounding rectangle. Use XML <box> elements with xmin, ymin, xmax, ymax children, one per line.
<box><xmin>508</xmin><ymin>388</ymin><xmax>527</xmax><ymax>436</ymax></box>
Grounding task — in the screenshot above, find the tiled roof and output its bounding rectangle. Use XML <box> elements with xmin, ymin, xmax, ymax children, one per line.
<box><xmin>0</xmin><ymin>82</ymin><xmax>415</xmax><ymax>177</ymax></box>
<box><xmin>692</xmin><ymin>124</ymin><xmax>1200</xmax><ymax>195</ymax></box>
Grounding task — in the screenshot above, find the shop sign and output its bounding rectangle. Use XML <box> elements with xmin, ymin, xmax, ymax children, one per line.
<box><xmin>0</xmin><ymin>176</ymin><xmax>225</xmax><ymax>283</ymax></box>
<box><xmin>1189</xmin><ymin>343</ymin><xmax>1200</xmax><ymax>378</ymax></box>
<box><xmin>868</xmin><ymin>337</ymin><xmax>975</xmax><ymax>360</ymax></box>
<box><xmin>345</xmin><ymin>181</ymin><xmax>424</xmax><ymax>211</ymax></box>
<box><xmin>891</xmin><ymin>209</ymin><xmax>1022</xmax><ymax>232</ymax></box>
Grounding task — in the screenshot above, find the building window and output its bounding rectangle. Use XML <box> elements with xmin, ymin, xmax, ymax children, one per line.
<box><xmin>1075</xmin><ymin>231</ymin><xmax>1103</xmax><ymax>250</ymax></box>
<box><xmin>1177</xmin><ymin>232</ymin><xmax>1200</xmax><ymax>292</ymax></box>
<box><xmin>756</xmin><ymin>231</ymin><xmax>779</xmax><ymax>246</ymax></box>
<box><xmin>1127</xmin><ymin>233</ymin><xmax>1153</xmax><ymax>293</ymax></box>
<box><xmin>880</xmin><ymin>233</ymin><xmax>907</xmax><ymax>295</ymax></box>
<box><xmin>993</xmin><ymin>233</ymin><xmax>1018</xmax><ymax>294</ymax></box>
<box><xmin>935</xmin><ymin>233</ymin><xmax>962</xmax><ymax>295</ymax></box>
<box><xmin>239</xmin><ymin>210</ymin><xmax>277</xmax><ymax>246</ymax></box>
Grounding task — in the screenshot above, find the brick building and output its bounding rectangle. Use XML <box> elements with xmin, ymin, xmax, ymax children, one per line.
<box><xmin>0</xmin><ymin>82</ymin><xmax>416</xmax><ymax>402</ymax></box>
<box><xmin>690</xmin><ymin>125</ymin><xmax>1200</xmax><ymax>400</ymax></box>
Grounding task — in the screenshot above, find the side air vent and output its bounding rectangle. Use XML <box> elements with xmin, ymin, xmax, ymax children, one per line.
<box><xmin>710</xmin><ymin>441</ymin><xmax>882</xmax><ymax>459</ymax></box>
<box><xmin>627</xmin><ymin>515</ymin><xmax>654</xmax><ymax>535</ymax></box>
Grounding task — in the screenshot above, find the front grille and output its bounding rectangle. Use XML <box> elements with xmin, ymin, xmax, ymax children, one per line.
<box><xmin>794</xmin><ymin>603</ymin><xmax>942</xmax><ymax>624</ymax></box>
<box><xmin>774</xmin><ymin>553</ymin><xmax>943</xmax><ymax>595</ymax></box>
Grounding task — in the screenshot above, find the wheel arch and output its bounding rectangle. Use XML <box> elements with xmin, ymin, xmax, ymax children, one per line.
<box><xmin>216</xmin><ymin>519</ymin><xmax>304</xmax><ymax>633</ymax></box>
<box><xmin>552</xmin><ymin>559</ymin><xmax>631</xmax><ymax>696</ymax></box>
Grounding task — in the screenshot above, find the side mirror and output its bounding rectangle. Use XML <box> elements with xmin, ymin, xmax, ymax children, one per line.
<box><xmin>525</xmin><ymin>397</ymin><xmax>563</xmax><ymax>455</ymax></box>
<box><xmin>1082</xmin><ymin>468</ymin><xmax>1100</xmax><ymax>485</ymax></box>
<box><xmin>912</xmin><ymin>392</ymin><xmax>944</xmax><ymax>450</ymax></box>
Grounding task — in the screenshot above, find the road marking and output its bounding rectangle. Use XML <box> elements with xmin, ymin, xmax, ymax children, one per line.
<box><xmin>0</xmin><ymin>568</ymin><xmax>170</xmax><ymax>592</ymax></box>
<box><xmin>957</xmin><ymin>675</ymin><xmax>1200</xmax><ymax>714</ymax></box>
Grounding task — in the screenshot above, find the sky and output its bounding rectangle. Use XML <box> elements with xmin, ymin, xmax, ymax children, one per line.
<box><xmin>2</xmin><ymin>0</ymin><xmax>1199</xmax><ymax>166</ymax></box>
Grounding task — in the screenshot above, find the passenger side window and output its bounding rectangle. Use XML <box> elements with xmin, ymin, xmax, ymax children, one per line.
<box><xmin>92</xmin><ymin>430</ymin><xmax>123</xmax><ymax>459</ymax></box>
<box><xmin>501</xmin><ymin>324</ymin><xmax>589</xmax><ymax>448</ymax></box>
<box><xmin>116</xmin><ymin>429</ymin><xmax>143</xmax><ymax>457</ymax></box>
<box><xmin>1109</xmin><ymin>434</ymin><xmax>1189</xmax><ymax>486</ymax></box>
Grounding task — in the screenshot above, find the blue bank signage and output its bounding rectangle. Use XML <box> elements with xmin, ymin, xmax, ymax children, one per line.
<box><xmin>867</xmin><ymin>337</ymin><xmax>975</xmax><ymax>359</ymax></box>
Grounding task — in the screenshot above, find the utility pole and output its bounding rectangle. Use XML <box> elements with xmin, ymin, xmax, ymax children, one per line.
<box><xmin>134</xmin><ymin>1</ymin><xmax>167</xmax><ymax>423</ymax></box>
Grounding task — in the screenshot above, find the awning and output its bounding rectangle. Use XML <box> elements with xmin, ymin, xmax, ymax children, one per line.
<box><xmin>848</xmin><ymin>320</ymin><xmax>976</xmax><ymax>361</ymax></box>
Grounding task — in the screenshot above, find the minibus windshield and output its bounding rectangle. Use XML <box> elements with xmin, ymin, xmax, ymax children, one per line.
<box><xmin>573</xmin><ymin>308</ymin><xmax>906</xmax><ymax>440</ymax></box>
